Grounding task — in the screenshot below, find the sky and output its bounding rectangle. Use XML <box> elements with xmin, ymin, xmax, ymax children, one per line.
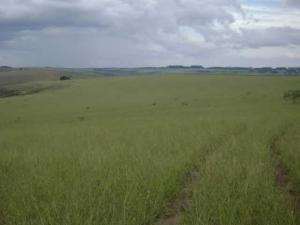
<box><xmin>0</xmin><ymin>0</ymin><xmax>300</xmax><ymax>67</ymax></box>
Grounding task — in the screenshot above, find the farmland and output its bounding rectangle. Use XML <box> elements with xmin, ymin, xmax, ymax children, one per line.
<box><xmin>0</xmin><ymin>73</ymin><xmax>299</xmax><ymax>225</ymax></box>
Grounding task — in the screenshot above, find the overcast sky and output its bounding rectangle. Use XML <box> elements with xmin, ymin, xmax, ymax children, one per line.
<box><xmin>0</xmin><ymin>0</ymin><xmax>300</xmax><ymax>67</ymax></box>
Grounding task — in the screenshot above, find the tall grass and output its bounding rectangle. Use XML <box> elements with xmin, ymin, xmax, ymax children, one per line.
<box><xmin>182</xmin><ymin>120</ymin><xmax>297</xmax><ymax>225</ymax></box>
<box><xmin>0</xmin><ymin>75</ymin><xmax>299</xmax><ymax>225</ymax></box>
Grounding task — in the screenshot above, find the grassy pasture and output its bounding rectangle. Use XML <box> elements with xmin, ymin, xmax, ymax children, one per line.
<box><xmin>0</xmin><ymin>69</ymin><xmax>65</xmax><ymax>98</ymax></box>
<box><xmin>0</xmin><ymin>69</ymin><xmax>60</xmax><ymax>86</ymax></box>
<box><xmin>0</xmin><ymin>74</ymin><xmax>299</xmax><ymax>225</ymax></box>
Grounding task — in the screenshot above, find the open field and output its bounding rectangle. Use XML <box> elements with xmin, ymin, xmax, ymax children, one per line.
<box><xmin>0</xmin><ymin>74</ymin><xmax>299</xmax><ymax>225</ymax></box>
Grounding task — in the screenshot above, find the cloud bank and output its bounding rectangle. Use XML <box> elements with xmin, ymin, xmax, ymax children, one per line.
<box><xmin>284</xmin><ymin>0</ymin><xmax>300</xmax><ymax>7</ymax></box>
<box><xmin>0</xmin><ymin>0</ymin><xmax>299</xmax><ymax>67</ymax></box>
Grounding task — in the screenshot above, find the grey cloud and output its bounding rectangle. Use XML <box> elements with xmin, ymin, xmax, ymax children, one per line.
<box><xmin>235</xmin><ymin>27</ymin><xmax>300</xmax><ymax>48</ymax></box>
<box><xmin>0</xmin><ymin>0</ymin><xmax>242</xmax><ymax>36</ymax></box>
<box><xmin>0</xmin><ymin>0</ymin><xmax>242</xmax><ymax>66</ymax></box>
<box><xmin>0</xmin><ymin>0</ymin><xmax>299</xmax><ymax>67</ymax></box>
<box><xmin>284</xmin><ymin>0</ymin><xmax>300</xmax><ymax>7</ymax></box>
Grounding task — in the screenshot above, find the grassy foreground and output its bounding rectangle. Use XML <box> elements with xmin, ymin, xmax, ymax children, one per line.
<box><xmin>0</xmin><ymin>75</ymin><xmax>299</xmax><ymax>225</ymax></box>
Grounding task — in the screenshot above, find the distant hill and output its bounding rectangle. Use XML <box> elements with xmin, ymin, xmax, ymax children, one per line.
<box><xmin>0</xmin><ymin>66</ymin><xmax>13</xmax><ymax>72</ymax></box>
<box><xmin>0</xmin><ymin>68</ymin><xmax>61</xmax><ymax>87</ymax></box>
<box><xmin>85</xmin><ymin>66</ymin><xmax>300</xmax><ymax>76</ymax></box>
<box><xmin>1</xmin><ymin>66</ymin><xmax>299</xmax><ymax>86</ymax></box>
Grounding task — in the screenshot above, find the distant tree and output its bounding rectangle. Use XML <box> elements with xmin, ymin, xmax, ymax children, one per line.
<box><xmin>60</xmin><ymin>75</ymin><xmax>71</xmax><ymax>81</ymax></box>
<box><xmin>167</xmin><ymin>65</ymin><xmax>188</xmax><ymax>69</ymax></box>
<box><xmin>190</xmin><ymin>65</ymin><xmax>204</xmax><ymax>69</ymax></box>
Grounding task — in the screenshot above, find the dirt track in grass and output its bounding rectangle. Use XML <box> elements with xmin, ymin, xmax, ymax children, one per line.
<box><xmin>270</xmin><ymin>133</ymin><xmax>300</xmax><ymax>216</ymax></box>
<box><xmin>155</xmin><ymin>170</ymin><xmax>199</xmax><ymax>225</ymax></box>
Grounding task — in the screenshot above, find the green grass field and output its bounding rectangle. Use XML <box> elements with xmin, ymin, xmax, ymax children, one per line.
<box><xmin>0</xmin><ymin>74</ymin><xmax>299</xmax><ymax>225</ymax></box>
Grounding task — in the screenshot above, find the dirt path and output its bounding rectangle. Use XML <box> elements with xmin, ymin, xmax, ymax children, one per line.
<box><xmin>156</xmin><ymin>129</ymin><xmax>300</xmax><ymax>225</ymax></box>
<box><xmin>270</xmin><ymin>133</ymin><xmax>300</xmax><ymax>216</ymax></box>
<box><xmin>155</xmin><ymin>170</ymin><xmax>199</xmax><ymax>225</ymax></box>
<box><xmin>0</xmin><ymin>209</ymin><xmax>6</xmax><ymax>225</ymax></box>
<box><xmin>154</xmin><ymin>127</ymin><xmax>247</xmax><ymax>225</ymax></box>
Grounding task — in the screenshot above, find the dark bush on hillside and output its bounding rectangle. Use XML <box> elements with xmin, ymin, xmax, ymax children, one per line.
<box><xmin>283</xmin><ymin>90</ymin><xmax>300</xmax><ymax>103</ymax></box>
<box><xmin>60</xmin><ymin>75</ymin><xmax>71</xmax><ymax>81</ymax></box>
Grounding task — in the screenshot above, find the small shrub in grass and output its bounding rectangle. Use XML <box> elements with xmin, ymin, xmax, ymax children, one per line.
<box><xmin>60</xmin><ymin>75</ymin><xmax>71</xmax><ymax>81</ymax></box>
<box><xmin>283</xmin><ymin>90</ymin><xmax>300</xmax><ymax>103</ymax></box>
